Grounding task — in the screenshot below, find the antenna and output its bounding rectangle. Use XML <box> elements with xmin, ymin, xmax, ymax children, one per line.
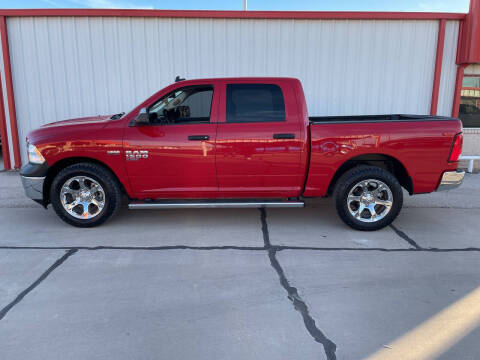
<box><xmin>175</xmin><ymin>75</ymin><xmax>185</xmax><ymax>82</ymax></box>
<box><xmin>243</xmin><ymin>0</ymin><xmax>247</xmax><ymax>11</ymax></box>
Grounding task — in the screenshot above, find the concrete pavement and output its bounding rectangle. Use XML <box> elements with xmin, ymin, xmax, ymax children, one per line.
<box><xmin>0</xmin><ymin>171</ymin><xmax>479</xmax><ymax>359</ymax></box>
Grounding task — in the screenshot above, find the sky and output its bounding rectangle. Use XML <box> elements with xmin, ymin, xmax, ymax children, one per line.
<box><xmin>0</xmin><ymin>0</ymin><xmax>471</xmax><ymax>12</ymax></box>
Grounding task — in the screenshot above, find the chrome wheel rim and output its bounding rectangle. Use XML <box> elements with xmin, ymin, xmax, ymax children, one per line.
<box><xmin>60</xmin><ymin>176</ymin><xmax>105</xmax><ymax>219</ymax></box>
<box><xmin>347</xmin><ymin>179</ymin><xmax>393</xmax><ymax>223</ymax></box>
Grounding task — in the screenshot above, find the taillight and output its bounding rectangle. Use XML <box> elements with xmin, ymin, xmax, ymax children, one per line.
<box><xmin>448</xmin><ymin>133</ymin><xmax>463</xmax><ymax>162</ymax></box>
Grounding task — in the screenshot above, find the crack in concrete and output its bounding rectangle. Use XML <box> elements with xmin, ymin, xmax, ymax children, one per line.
<box><xmin>0</xmin><ymin>249</ymin><xmax>77</xmax><ymax>321</ymax></box>
<box><xmin>0</xmin><ymin>245</ymin><xmax>479</xmax><ymax>252</ymax></box>
<box><xmin>260</xmin><ymin>208</ymin><xmax>337</xmax><ymax>360</ymax></box>
<box><xmin>389</xmin><ymin>224</ymin><xmax>423</xmax><ymax>249</ymax></box>
<box><xmin>0</xmin><ymin>245</ymin><xmax>480</xmax><ymax>252</ymax></box>
<box><xmin>274</xmin><ymin>246</ymin><xmax>480</xmax><ymax>252</ymax></box>
<box><xmin>0</xmin><ymin>245</ymin><xmax>266</xmax><ymax>251</ymax></box>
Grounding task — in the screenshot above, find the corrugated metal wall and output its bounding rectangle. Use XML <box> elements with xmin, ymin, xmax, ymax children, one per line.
<box><xmin>0</xmin><ymin>16</ymin><xmax>459</xmax><ymax>165</ymax></box>
<box><xmin>0</xmin><ymin>31</ymin><xmax>14</xmax><ymax>168</ymax></box>
<box><xmin>437</xmin><ymin>21</ymin><xmax>460</xmax><ymax>116</ymax></box>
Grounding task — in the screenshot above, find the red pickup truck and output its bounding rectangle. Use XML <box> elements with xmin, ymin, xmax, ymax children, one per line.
<box><xmin>20</xmin><ymin>77</ymin><xmax>464</xmax><ymax>230</ymax></box>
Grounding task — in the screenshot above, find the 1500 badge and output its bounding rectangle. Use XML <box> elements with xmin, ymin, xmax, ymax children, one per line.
<box><xmin>126</xmin><ymin>150</ymin><xmax>149</xmax><ymax>161</ymax></box>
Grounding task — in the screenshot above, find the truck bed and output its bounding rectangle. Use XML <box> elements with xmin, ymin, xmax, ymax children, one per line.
<box><xmin>303</xmin><ymin>116</ymin><xmax>462</xmax><ymax>197</ymax></box>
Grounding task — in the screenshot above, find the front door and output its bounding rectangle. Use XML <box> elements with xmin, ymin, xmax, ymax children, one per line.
<box><xmin>124</xmin><ymin>84</ymin><xmax>218</xmax><ymax>199</ymax></box>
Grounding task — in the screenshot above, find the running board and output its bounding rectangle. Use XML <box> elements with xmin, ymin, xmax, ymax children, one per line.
<box><xmin>128</xmin><ymin>200</ymin><xmax>305</xmax><ymax>209</ymax></box>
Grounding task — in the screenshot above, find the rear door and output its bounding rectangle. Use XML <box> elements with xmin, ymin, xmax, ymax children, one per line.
<box><xmin>215</xmin><ymin>79</ymin><xmax>304</xmax><ymax>198</ymax></box>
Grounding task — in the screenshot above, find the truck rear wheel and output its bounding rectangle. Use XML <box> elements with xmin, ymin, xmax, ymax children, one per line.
<box><xmin>333</xmin><ymin>166</ymin><xmax>403</xmax><ymax>231</ymax></box>
<box><xmin>50</xmin><ymin>163</ymin><xmax>122</xmax><ymax>227</ymax></box>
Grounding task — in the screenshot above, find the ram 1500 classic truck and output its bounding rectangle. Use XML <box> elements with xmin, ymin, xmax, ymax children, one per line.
<box><xmin>20</xmin><ymin>77</ymin><xmax>464</xmax><ymax>230</ymax></box>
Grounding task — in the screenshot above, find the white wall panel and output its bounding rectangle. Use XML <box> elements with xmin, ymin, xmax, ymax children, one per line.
<box><xmin>0</xmin><ymin>26</ymin><xmax>14</xmax><ymax>167</ymax></box>
<box><xmin>438</xmin><ymin>21</ymin><xmax>460</xmax><ymax>116</ymax></box>
<box><xmin>6</xmin><ymin>17</ymin><xmax>442</xmax><ymax>164</ymax></box>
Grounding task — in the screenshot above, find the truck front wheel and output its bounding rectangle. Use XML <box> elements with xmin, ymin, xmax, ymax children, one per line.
<box><xmin>50</xmin><ymin>163</ymin><xmax>122</xmax><ymax>227</ymax></box>
<box><xmin>333</xmin><ymin>166</ymin><xmax>403</xmax><ymax>231</ymax></box>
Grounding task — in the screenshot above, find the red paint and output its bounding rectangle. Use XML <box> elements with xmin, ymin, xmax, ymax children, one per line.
<box><xmin>0</xmin><ymin>16</ymin><xmax>21</xmax><ymax>169</ymax></box>
<box><xmin>458</xmin><ymin>0</ymin><xmax>480</xmax><ymax>64</ymax></box>
<box><xmin>452</xmin><ymin>64</ymin><xmax>467</xmax><ymax>117</ymax></box>
<box><xmin>123</xmin><ymin>79</ymin><xmax>221</xmax><ymax>198</ymax></box>
<box><xmin>304</xmin><ymin>120</ymin><xmax>461</xmax><ymax>196</ymax></box>
<box><xmin>452</xmin><ymin>15</ymin><xmax>467</xmax><ymax>118</ymax></box>
<box><xmin>27</xmin><ymin>115</ymin><xmax>131</xmax><ymax>195</ymax></box>
<box><xmin>214</xmin><ymin>78</ymin><xmax>307</xmax><ymax>198</ymax></box>
<box><xmin>0</xmin><ymin>70</ymin><xmax>10</xmax><ymax>170</ymax></box>
<box><xmin>430</xmin><ymin>19</ymin><xmax>446</xmax><ymax>116</ymax></box>
<box><xmin>0</xmin><ymin>9</ymin><xmax>466</xmax><ymax>20</ymax></box>
<box><xmin>25</xmin><ymin>78</ymin><xmax>462</xmax><ymax>201</ymax></box>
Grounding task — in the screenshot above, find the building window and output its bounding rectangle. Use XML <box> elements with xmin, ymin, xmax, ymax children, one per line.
<box><xmin>459</xmin><ymin>75</ymin><xmax>480</xmax><ymax>128</ymax></box>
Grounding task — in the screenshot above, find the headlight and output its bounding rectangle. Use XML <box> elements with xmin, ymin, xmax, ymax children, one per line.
<box><xmin>27</xmin><ymin>142</ymin><xmax>45</xmax><ymax>164</ymax></box>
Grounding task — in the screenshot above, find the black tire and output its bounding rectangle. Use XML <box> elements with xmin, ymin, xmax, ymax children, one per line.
<box><xmin>333</xmin><ymin>165</ymin><xmax>403</xmax><ymax>231</ymax></box>
<box><xmin>50</xmin><ymin>162</ymin><xmax>122</xmax><ymax>227</ymax></box>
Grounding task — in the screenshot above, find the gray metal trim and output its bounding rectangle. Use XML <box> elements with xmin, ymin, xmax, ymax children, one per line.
<box><xmin>129</xmin><ymin>201</ymin><xmax>305</xmax><ymax>209</ymax></box>
<box><xmin>436</xmin><ymin>170</ymin><xmax>465</xmax><ymax>191</ymax></box>
<box><xmin>20</xmin><ymin>175</ymin><xmax>45</xmax><ymax>200</ymax></box>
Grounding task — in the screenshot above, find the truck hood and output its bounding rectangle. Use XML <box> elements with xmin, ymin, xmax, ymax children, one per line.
<box><xmin>41</xmin><ymin>115</ymin><xmax>112</xmax><ymax>128</ymax></box>
<box><xmin>27</xmin><ymin>115</ymin><xmax>114</xmax><ymax>144</ymax></box>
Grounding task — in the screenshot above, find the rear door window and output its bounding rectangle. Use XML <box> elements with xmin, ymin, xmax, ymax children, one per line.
<box><xmin>226</xmin><ymin>84</ymin><xmax>285</xmax><ymax>123</ymax></box>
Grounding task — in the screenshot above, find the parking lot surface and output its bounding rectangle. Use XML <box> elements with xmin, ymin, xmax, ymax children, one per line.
<box><xmin>1</xmin><ymin>171</ymin><xmax>479</xmax><ymax>360</ymax></box>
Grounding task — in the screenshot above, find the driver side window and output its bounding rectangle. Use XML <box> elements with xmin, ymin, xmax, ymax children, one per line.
<box><xmin>148</xmin><ymin>85</ymin><xmax>213</xmax><ymax>125</ymax></box>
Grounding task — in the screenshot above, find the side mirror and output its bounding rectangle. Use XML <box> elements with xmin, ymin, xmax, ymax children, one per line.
<box><xmin>134</xmin><ymin>107</ymin><xmax>149</xmax><ymax>126</ymax></box>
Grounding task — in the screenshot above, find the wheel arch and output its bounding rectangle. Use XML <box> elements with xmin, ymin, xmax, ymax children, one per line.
<box><xmin>42</xmin><ymin>157</ymin><xmax>128</xmax><ymax>206</ymax></box>
<box><xmin>327</xmin><ymin>153</ymin><xmax>413</xmax><ymax>196</ymax></box>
